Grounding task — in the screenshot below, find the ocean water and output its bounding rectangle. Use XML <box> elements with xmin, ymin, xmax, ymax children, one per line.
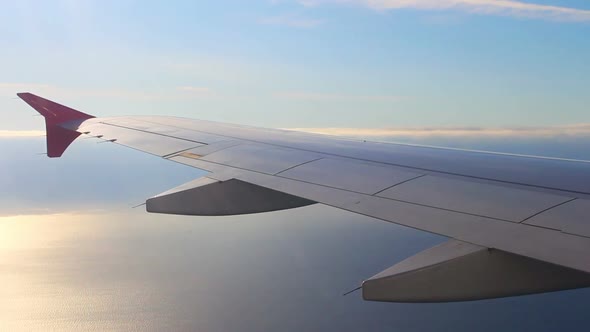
<box><xmin>1</xmin><ymin>136</ymin><xmax>590</xmax><ymax>331</ymax></box>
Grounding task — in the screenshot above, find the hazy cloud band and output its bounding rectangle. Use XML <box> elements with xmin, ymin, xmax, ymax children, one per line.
<box><xmin>300</xmin><ymin>0</ymin><xmax>590</xmax><ymax>22</ymax></box>
<box><xmin>287</xmin><ymin>124</ymin><xmax>590</xmax><ymax>137</ymax></box>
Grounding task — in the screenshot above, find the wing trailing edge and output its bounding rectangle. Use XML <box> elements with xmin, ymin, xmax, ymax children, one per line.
<box><xmin>17</xmin><ymin>92</ymin><xmax>94</xmax><ymax>157</ymax></box>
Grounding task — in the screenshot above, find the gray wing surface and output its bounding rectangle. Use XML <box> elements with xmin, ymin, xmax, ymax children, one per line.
<box><xmin>19</xmin><ymin>93</ymin><xmax>590</xmax><ymax>303</ymax></box>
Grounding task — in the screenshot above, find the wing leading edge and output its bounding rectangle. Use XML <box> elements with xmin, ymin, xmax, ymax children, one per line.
<box><xmin>18</xmin><ymin>92</ymin><xmax>590</xmax><ymax>303</ymax></box>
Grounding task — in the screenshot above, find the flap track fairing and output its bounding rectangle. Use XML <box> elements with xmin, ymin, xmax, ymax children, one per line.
<box><xmin>363</xmin><ymin>239</ymin><xmax>590</xmax><ymax>302</ymax></box>
<box><xmin>146</xmin><ymin>177</ymin><xmax>316</xmax><ymax>216</ymax></box>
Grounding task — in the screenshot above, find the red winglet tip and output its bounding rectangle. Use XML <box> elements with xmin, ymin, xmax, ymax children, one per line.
<box><xmin>17</xmin><ymin>92</ymin><xmax>94</xmax><ymax>123</ymax></box>
<box><xmin>17</xmin><ymin>92</ymin><xmax>94</xmax><ymax>158</ymax></box>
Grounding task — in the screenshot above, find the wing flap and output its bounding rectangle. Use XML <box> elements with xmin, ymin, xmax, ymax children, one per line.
<box><xmin>279</xmin><ymin>157</ymin><xmax>424</xmax><ymax>194</ymax></box>
<box><xmin>377</xmin><ymin>175</ymin><xmax>573</xmax><ymax>222</ymax></box>
<box><xmin>199</xmin><ymin>144</ymin><xmax>322</xmax><ymax>175</ymax></box>
<box><xmin>172</xmin><ymin>140</ymin><xmax>242</xmax><ymax>158</ymax></box>
<box><xmin>525</xmin><ymin>199</ymin><xmax>590</xmax><ymax>237</ymax></box>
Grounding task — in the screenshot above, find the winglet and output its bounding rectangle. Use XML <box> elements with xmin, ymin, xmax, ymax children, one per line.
<box><xmin>17</xmin><ymin>93</ymin><xmax>95</xmax><ymax>158</ymax></box>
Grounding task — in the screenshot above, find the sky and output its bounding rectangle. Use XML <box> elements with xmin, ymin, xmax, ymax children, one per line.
<box><xmin>1</xmin><ymin>0</ymin><xmax>590</xmax><ymax>131</ymax></box>
<box><xmin>3</xmin><ymin>1</ymin><xmax>590</xmax><ymax>330</ymax></box>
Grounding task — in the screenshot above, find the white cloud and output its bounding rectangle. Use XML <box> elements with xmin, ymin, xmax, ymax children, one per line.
<box><xmin>300</xmin><ymin>0</ymin><xmax>590</xmax><ymax>22</ymax></box>
<box><xmin>0</xmin><ymin>130</ymin><xmax>46</xmax><ymax>138</ymax></box>
<box><xmin>287</xmin><ymin>124</ymin><xmax>590</xmax><ymax>137</ymax></box>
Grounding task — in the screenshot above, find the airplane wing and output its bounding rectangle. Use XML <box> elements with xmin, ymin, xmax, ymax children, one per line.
<box><xmin>18</xmin><ymin>92</ymin><xmax>590</xmax><ymax>303</ymax></box>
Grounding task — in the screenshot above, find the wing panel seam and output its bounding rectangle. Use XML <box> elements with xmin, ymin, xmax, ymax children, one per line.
<box><xmin>130</xmin><ymin>118</ymin><xmax>590</xmax><ymax>197</ymax></box>
<box><xmin>177</xmin><ymin>157</ymin><xmax>520</xmax><ymax>224</ymax></box>
<box><xmin>372</xmin><ymin>174</ymin><xmax>427</xmax><ymax>196</ymax></box>
<box><xmin>273</xmin><ymin>157</ymin><xmax>325</xmax><ymax>176</ymax></box>
<box><xmin>519</xmin><ymin>198</ymin><xmax>578</xmax><ymax>224</ymax></box>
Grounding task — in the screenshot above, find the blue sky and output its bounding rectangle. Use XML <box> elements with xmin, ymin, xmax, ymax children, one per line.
<box><xmin>3</xmin><ymin>3</ymin><xmax>590</xmax><ymax>328</ymax></box>
<box><xmin>1</xmin><ymin>0</ymin><xmax>590</xmax><ymax>130</ymax></box>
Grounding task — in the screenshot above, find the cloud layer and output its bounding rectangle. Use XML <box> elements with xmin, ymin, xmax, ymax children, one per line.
<box><xmin>301</xmin><ymin>0</ymin><xmax>590</xmax><ymax>22</ymax></box>
<box><xmin>288</xmin><ymin>124</ymin><xmax>590</xmax><ymax>138</ymax></box>
<box><xmin>0</xmin><ymin>130</ymin><xmax>46</xmax><ymax>138</ymax></box>
<box><xmin>7</xmin><ymin>124</ymin><xmax>590</xmax><ymax>139</ymax></box>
